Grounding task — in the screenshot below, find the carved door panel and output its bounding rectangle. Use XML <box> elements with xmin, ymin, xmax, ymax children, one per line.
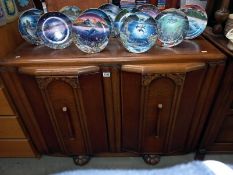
<box><xmin>121</xmin><ymin>63</ymin><xmax>206</xmax><ymax>154</ymax></box>
<box><xmin>36</xmin><ymin>76</ymin><xmax>87</xmax><ymax>155</ymax></box>
<box><xmin>19</xmin><ymin>66</ymin><xmax>108</xmax><ymax>155</ymax></box>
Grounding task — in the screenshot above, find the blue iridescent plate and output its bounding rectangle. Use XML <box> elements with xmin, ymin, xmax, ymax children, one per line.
<box><xmin>120</xmin><ymin>12</ymin><xmax>157</xmax><ymax>53</ymax></box>
<box><xmin>180</xmin><ymin>5</ymin><xmax>207</xmax><ymax>39</ymax></box>
<box><xmin>18</xmin><ymin>8</ymin><xmax>43</xmax><ymax>45</ymax></box>
<box><xmin>82</xmin><ymin>8</ymin><xmax>112</xmax><ymax>33</ymax></box>
<box><xmin>137</xmin><ymin>4</ymin><xmax>160</xmax><ymax>19</ymax></box>
<box><xmin>59</xmin><ymin>6</ymin><xmax>82</xmax><ymax>23</ymax></box>
<box><xmin>155</xmin><ymin>8</ymin><xmax>189</xmax><ymax>47</ymax></box>
<box><xmin>73</xmin><ymin>13</ymin><xmax>110</xmax><ymax>53</ymax></box>
<box><xmin>99</xmin><ymin>3</ymin><xmax>120</xmax><ymax>37</ymax></box>
<box><xmin>37</xmin><ymin>12</ymin><xmax>73</xmax><ymax>49</ymax></box>
<box><xmin>114</xmin><ymin>9</ymin><xmax>134</xmax><ymax>37</ymax></box>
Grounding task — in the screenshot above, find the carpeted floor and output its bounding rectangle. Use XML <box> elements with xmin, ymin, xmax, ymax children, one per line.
<box><xmin>0</xmin><ymin>153</ymin><xmax>232</xmax><ymax>175</ymax></box>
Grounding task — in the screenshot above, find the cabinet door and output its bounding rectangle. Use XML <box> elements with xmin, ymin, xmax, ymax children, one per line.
<box><xmin>121</xmin><ymin>63</ymin><xmax>206</xmax><ymax>154</ymax></box>
<box><xmin>19</xmin><ymin>66</ymin><xmax>108</xmax><ymax>155</ymax></box>
<box><xmin>199</xmin><ymin>62</ymin><xmax>233</xmax><ymax>153</ymax></box>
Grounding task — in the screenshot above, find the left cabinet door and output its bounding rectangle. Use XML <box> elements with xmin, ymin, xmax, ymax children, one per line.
<box><xmin>18</xmin><ymin>66</ymin><xmax>109</xmax><ymax>155</ymax></box>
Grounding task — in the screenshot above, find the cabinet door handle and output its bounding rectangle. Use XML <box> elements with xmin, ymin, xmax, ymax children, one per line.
<box><xmin>61</xmin><ymin>106</ymin><xmax>75</xmax><ymax>139</ymax></box>
<box><xmin>62</xmin><ymin>106</ymin><xmax>68</xmax><ymax>112</ymax></box>
<box><xmin>158</xmin><ymin>104</ymin><xmax>163</xmax><ymax>109</ymax></box>
<box><xmin>155</xmin><ymin>104</ymin><xmax>163</xmax><ymax>138</ymax></box>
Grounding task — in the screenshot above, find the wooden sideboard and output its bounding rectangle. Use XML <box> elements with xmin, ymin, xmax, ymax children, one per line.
<box><xmin>195</xmin><ymin>27</ymin><xmax>233</xmax><ymax>158</ymax></box>
<box><xmin>0</xmin><ymin>36</ymin><xmax>226</xmax><ymax>164</ymax></box>
<box><xmin>0</xmin><ymin>20</ymin><xmax>36</xmax><ymax>157</ymax></box>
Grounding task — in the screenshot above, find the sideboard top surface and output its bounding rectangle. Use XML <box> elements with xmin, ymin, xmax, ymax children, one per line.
<box><xmin>0</xmin><ymin>36</ymin><xmax>226</xmax><ymax>67</ymax></box>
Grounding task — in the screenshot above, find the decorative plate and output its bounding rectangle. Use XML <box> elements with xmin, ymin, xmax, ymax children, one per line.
<box><xmin>137</xmin><ymin>4</ymin><xmax>160</xmax><ymax>19</ymax></box>
<box><xmin>82</xmin><ymin>8</ymin><xmax>112</xmax><ymax>33</ymax></box>
<box><xmin>37</xmin><ymin>12</ymin><xmax>73</xmax><ymax>49</ymax></box>
<box><xmin>114</xmin><ymin>9</ymin><xmax>134</xmax><ymax>37</ymax></box>
<box><xmin>59</xmin><ymin>6</ymin><xmax>81</xmax><ymax>23</ymax></box>
<box><xmin>72</xmin><ymin>13</ymin><xmax>110</xmax><ymax>53</ymax></box>
<box><xmin>18</xmin><ymin>8</ymin><xmax>43</xmax><ymax>45</ymax></box>
<box><xmin>99</xmin><ymin>3</ymin><xmax>120</xmax><ymax>37</ymax></box>
<box><xmin>120</xmin><ymin>12</ymin><xmax>157</xmax><ymax>53</ymax></box>
<box><xmin>180</xmin><ymin>5</ymin><xmax>207</xmax><ymax>39</ymax></box>
<box><xmin>155</xmin><ymin>8</ymin><xmax>189</xmax><ymax>47</ymax></box>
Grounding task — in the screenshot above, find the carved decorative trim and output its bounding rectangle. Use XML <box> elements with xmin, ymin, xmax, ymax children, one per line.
<box><xmin>142</xmin><ymin>73</ymin><xmax>186</xmax><ymax>86</ymax></box>
<box><xmin>36</xmin><ymin>76</ymin><xmax>79</xmax><ymax>89</ymax></box>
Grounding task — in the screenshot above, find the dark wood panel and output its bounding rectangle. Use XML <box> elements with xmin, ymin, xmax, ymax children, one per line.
<box><xmin>38</xmin><ymin>77</ymin><xmax>86</xmax><ymax>155</ymax></box>
<box><xmin>19</xmin><ymin>74</ymin><xmax>61</xmax><ymax>154</ymax></box>
<box><xmin>168</xmin><ymin>68</ymin><xmax>206</xmax><ymax>153</ymax></box>
<box><xmin>216</xmin><ymin>115</ymin><xmax>233</xmax><ymax>143</ymax></box>
<box><xmin>79</xmin><ymin>72</ymin><xmax>109</xmax><ymax>153</ymax></box>
<box><xmin>142</xmin><ymin>77</ymin><xmax>178</xmax><ymax>153</ymax></box>
<box><xmin>121</xmin><ymin>72</ymin><xmax>141</xmax><ymax>152</ymax></box>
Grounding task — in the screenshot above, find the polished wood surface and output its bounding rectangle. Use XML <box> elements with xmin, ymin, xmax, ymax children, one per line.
<box><xmin>0</xmin><ymin>139</ymin><xmax>35</xmax><ymax>157</ymax></box>
<box><xmin>0</xmin><ymin>37</ymin><xmax>226</xmax><ymax>67</ymax></box>
<box><xmin>121</xmin><ymin>63</ymin><xmax>205</xmax><ymax>74</ymax></box>
<box><xmin>19</xmin><ymin>66</ymin><xmax>100</xmax><ymax>76</ymax></box>
<box><xmin>0</xmin><ymin>34</ymin><xmax>227</xmax><ymax>159</ymax></box>
<box><xmin>197</xmin><ymin>28</ymin><xmax>233</xmax><ymax>154</ymax></box>
<box><xmin>0</xmin><ymin>20</ymin><xmax>23</xmax><ymax>58</ymax></box>
<box><xmin>0</xmin><ymin>87</ymin><xmax>15</xmax><ymax>115</ymax></box>
<box><xmin>46</xmin><ymin>0</ymin><xmax>109</xmax><ymax>11</ymax></box>
<box><xmin>0</xmin><ymin>116</ymin><xmax>26</xmax><ymax>138</ymax></box>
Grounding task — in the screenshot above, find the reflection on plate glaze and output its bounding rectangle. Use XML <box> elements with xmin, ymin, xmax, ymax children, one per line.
<box><xmin>59</xmin><ymin>6</ymin><xmax>81</xmax><ymax>23</ymax></box>
<box><xmin>83</xmin><ymin>8</ymin><xmax>112</xmax><ymax>33</ymax></box>
<box><xmin>180</xmin><ymin>5</ymin><xmax>207</xmax><ymax>39</ymax></box>
<box><xmin>114</xmin><ymin>9</ymin><xmax>134</xmax><ymax>37</ymax></box>
<box><xmin>73</xmin><ymin>13</ymin><xmax>110</xmax><ymax>53</ymax></box>
<box><xmin>155</xmin><ymin>9</ymin><xmax>189</xmax><ymax>47</ymax></box>
<box><xmin>99</xmin><ymin>3</ymin><xmax>120</xmax><ymax>37</ymax></box>
<box><xmin>137</xmin><ymin>4</ymin><xmax>160</xmax><ymax>19</ymax></box>
<box><xmin>18</xmin><ymin>8</ymin><xmax>43</xmax><ymax>45</ymax></box>
<box><xmin>37</xmin><ymin>12</ymin><xmax>73</xmax><ymax>49</ymax></box>
<box><xmin>120</xmin><ymin>12</ymin><xmax>157</xmax><ymax>53</ymax></box>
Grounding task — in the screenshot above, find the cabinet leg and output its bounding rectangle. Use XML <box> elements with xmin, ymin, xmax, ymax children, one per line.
<box><xmin>73</xmin><ymin>155</ymin><xmax>91</xmax><ymax>166</ymax></box>
<box><xmin>195</xmin><ymin>149</ymin><xmax>206</xmax><ymax>160</ymax></box>
<box><xmin>143</xmin><ymin>154</ymin><xmax>160</xmax><ymax>165</ymax></box>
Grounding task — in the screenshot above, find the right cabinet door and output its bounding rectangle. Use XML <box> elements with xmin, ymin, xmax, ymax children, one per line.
<box><xmin>121</xmin><ymin>63</ymin><xmax>212</xmax><ymax>154</ymax></box>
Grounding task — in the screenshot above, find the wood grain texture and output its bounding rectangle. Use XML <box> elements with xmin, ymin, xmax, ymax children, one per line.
<box><xmin>0</xmin><ymin>37</ymin><xmax>226</xmax><ymax>67</ymax></box>
<box><xmin>0</xmin><ymin>139</ymin><xmax>35</xmax><ymax>157</ymax></box>
<box><xmin>122</xmin><ymin>63</ymin><xmax>205</xmax><ymax>74</ymax></box>
<box><xmin>199</xmin><ymin>28</ymin><xmax>233</xmax><ymax>154</ymax></box>
<box><xmin>46</xmin><ymin>0</ymin><xmax>109</xmax><ymax>11</ymax></box>
<box><xmin>19</xmin><ymin>66</ymin><xmax>100</xmax><ymax>76</ymax></box>
<box><xmin>0</xmin><ymin>87</ymin><xmax>15</xmax><ymax>115</ymax></box>
<box><xmin>0</xmin><ymin>116</ymin><xmax>26</xmax><ymax>138</ymax></box>
<box><xmin>0</xmin><ymin>72</ymin><xmax>48</xmax><ymax>153</ymax></box>
<box><xmin>0</xmin><ymin>20</ymin><xmax>23</xmax><ymax>58</ymax></box>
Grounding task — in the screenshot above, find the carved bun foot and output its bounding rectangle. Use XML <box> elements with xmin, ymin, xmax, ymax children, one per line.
<box><xmin>143</xmin><ymin>154</ymin><xmax>160</xmax><ymax>165</ymax></box>
<box><xmin>73</xmin><ymin>155</ymin><xmax>91</xmax><ymax>166</ymax></box>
